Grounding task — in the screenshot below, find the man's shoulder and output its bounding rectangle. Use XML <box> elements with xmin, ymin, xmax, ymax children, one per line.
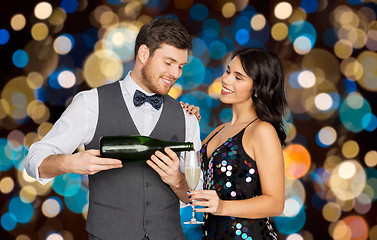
<box><xmin>96</xmin><ymin>81</ymin><xmax>120</xmax><ymax>91</ymax></box>
<box><xmin>163</xmin><ymin>94</ymin><xmax>182</xmax><ymax>107</ymax></box>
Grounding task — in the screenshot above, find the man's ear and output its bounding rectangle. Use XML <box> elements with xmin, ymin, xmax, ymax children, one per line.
<box><xmin>137</xmin><ymin>44</ymin><xmax>149</xmax><ymax>64</ymax></box>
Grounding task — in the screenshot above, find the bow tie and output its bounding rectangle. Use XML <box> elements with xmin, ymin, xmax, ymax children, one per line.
<box><xmin>133</xmin><ymin>90</ymin><xmax>163</xmax><ymax>110</ymax></box>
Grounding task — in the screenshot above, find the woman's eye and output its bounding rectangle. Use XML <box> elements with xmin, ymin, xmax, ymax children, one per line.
<box><xmin>166</xmin><ymin>62</ymin><xmax>172</xmax><ymax>65</ymax></box>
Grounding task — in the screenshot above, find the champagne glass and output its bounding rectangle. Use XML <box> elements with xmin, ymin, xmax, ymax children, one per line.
<box><xmin>184</xmin><ymin>151</ymin><xmax>203</xmax><ymax>224</ymax></box>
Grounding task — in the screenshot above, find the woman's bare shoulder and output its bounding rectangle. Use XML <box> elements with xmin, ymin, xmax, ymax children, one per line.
<box><xmin>245</xmin><ymin>120</ymin><xmax>276</xmax><ymax>138</ymax></box>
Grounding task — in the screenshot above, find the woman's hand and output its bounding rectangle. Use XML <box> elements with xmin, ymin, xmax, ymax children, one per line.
<box><xmin>181</xmin><ymin>102</ymin><xmax>201</xmax><ymax>122</ymax></box>
<box><xmin>188</xmin><ymin>190</ymin><xmax>224</xmax><ymax>215</ymax></box>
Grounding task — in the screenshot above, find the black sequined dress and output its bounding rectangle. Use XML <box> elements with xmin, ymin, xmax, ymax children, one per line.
<box><xmin>200</xmin><ymin>119</ymin><xmax>278</xmax><ymax>240</ymax></box>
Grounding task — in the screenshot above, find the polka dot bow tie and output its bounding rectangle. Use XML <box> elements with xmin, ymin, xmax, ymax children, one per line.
<box><xmin>133</xmin><ymin>90</ymin><xmax>163</xmax><ymax>110</ymax></box>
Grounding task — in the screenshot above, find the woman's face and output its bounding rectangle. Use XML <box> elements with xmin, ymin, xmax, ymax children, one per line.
<box><xmin>220</xmin><ymin>56</ymin><xmax>254</xmax><ymax>105</ymax></box>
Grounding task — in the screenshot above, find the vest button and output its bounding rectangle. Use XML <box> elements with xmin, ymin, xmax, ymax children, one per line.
<box><xmin>146</xmin><ymin>201</ymin><xmax>151</xmax><ymax>207</ymax></box>
<box><xmin>145</xmin><ymin>182</ymin><xmax>151</xmax><ymax>187</ymax></box>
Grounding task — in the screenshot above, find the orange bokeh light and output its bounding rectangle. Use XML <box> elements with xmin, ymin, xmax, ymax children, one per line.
<box><xmin>343</xmin><ymin>215</ymin><xmax>369</xmax><ymax>240</ymax></box>
<box><xmin>284</xmin><ymin>144</ymin><xmax>311</xmax><ymax>179</ymax></box>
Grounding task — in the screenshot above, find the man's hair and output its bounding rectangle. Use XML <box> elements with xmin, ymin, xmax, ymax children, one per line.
<box><xmin>134</xmin><ymin>18</ymin><xmax>192</xmax><ymax>59</ymax></box>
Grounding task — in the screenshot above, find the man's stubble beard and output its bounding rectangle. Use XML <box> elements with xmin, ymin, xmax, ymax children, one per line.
<box><xmin>140</xmin><ymin>64</ymin><xmax>175</xmax><ymax>95</ymax></box>
<box><xmin>140</xmin><ymin>63</ymin><xmax>159</xmax><ymax>94</ymax></box>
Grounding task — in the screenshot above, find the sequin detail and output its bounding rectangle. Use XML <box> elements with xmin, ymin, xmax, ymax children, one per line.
<box><xmin>201</xmin><ymin>125</ymin><xmax>278</xmax><ymax>240</ymax></box>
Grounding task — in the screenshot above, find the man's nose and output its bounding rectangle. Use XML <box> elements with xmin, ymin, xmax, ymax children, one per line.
<box><xmin>169</xmin><ymin>66</ymin><xmax>181</xmax><ymax>79</ymax></box>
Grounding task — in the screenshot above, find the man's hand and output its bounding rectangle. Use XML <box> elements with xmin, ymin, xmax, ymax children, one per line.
<box><xmin>68</xmin><ymin>149</ymin><xmax>123</xmax><ymax>175</ymax></box>
<box><xmin>38</xmin><ymin>149</ymin><xmax>123</xmax><ymax>178</ymax></box>
<box><xmin>146</xmin><ymin>147</ymin><xmax>186</xmax><ymax>188</ymax></box>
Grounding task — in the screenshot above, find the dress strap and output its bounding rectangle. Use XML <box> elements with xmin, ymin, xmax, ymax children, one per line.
<box><xmin>245</xmin><ymin>117</ymin><xmax>259</xmax><ymax>129</ymax></box>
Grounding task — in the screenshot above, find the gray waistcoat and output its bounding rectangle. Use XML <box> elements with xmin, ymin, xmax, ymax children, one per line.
<box><xmin>84</xmin><ymin>81</ymin><xmax>186</xmax><ymax>240</ymax></box>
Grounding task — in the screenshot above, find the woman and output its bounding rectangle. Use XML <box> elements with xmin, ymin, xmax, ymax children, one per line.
<box><xmin>185</xmin><ymin>48</ymin><xmax>287</xmax><ymax>240</ymax></box>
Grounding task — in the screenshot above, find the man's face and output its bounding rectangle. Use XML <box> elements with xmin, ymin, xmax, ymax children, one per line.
<box><xmin>140</xmin><ymin>43</ymin><xmax>188</xmax><ymax>95</ymax></box>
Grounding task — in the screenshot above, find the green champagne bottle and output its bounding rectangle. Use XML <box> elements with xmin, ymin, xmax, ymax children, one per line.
<box><xmin>100</xmin><ymin>135</ymin><xmax>194</xmax><ymax>162</ymax></box>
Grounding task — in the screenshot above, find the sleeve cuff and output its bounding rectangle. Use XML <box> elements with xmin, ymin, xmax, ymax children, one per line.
<box><xmin>25</xmin><ymin>149</ymin><xmax>55</xmax><ymax>185</ymax></box>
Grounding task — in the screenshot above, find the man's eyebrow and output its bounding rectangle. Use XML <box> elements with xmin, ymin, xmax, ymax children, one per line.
<box><xmin>165</xmin><ymin>56</ymin><xmax>187</xmax><ymax>65</ymax></box>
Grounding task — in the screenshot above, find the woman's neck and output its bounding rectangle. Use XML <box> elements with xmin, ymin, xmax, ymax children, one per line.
<box><xmin>230</xmin><ymin>101</ymin><xmax>257</xmax><ymax>126</ymax></box>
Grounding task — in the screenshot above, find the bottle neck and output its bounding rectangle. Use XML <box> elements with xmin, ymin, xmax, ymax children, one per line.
<box><xmin>168</xmin><ymin>142</ymin><xmax>194</xmax><ymax>152</ymax></box>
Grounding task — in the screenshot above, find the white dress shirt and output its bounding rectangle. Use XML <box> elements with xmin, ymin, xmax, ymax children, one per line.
<box><xmin>25</xmin><ymin>71</ymin><xmax>202</xmax><ymax>185</ymax></box>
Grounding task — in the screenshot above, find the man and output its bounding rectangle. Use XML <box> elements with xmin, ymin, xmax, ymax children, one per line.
<box><xmin>25</xmin><ymin>18</ymin><xmax>201</xmax><ymax>240</ymax></box>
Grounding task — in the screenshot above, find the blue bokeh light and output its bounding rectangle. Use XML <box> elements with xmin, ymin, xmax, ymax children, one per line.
<box><xmin>192</xmin><ymin>37</ymin><xmax>208</xmax><ymax>56</ymax></box>
<box><xmin>201</xmin><ymin>19</ymin><xmax>221</xmax><ymax>43</ymax></box>
<box><xmin>312</xmin><ymin>169</ymin><xmax>327</xmax><ymax>194</ymax></box>
<box><xmin>52</xmin><ymin>173</ymin><xmax>82</xmax><ymax>197</ymax></box>
<box><xmin>9</xmin><ymin>197</ymin><xmax>33</xmax><ymax>223</ymax></box>
<box><xmin>347</xmin><ymin>0</ymin><xmax>364</xmax><ymax>5</ymax></box>
<box><xmin>146</xmin><ymin>0</ymin><xmax>169</xmax><ymax>14</ymax></box>
<box><xmin>220</xmin><ymin>108</ymin><xmax>233</xmax><ymax>123</ymax></box>
<box><xmin>339</xmin><ymin>94</ymin><xmax>372</xmax><ymax>133</ymax></box>
<box><xmin>289</xmin><ymin>21</ymin><xmax>317</xmax><ymax>48</ymax></box>
<box><xmin>11</xmin><ymin>144</ymin><xmax>28</xmax><ymax>170</ymax></box>
<box><xmin>327</xmin><ymin>92</ymin><xmax>341</xmax><ymax>112</ymax></box>
<box><xmin>1</xmin><ymin>213</ymin><xmax>17</xmax><ymax>231</ymax></box>
<box><xmin>33</xmin><ymin>86</ymin><xmax>46</xmax><ymax>103</ymax></box>
<box><xmin>106</xmin><ymin>0</ymin><xmax>123</xmax><ymax>5</ymax></box>
<box><xmin>178</xmin><ymin>91</ymin><xmax>215</xmax><ymax>139</ymax></box>
<box><xmin>274</xmin><ymin>207</ymin><xmax>306</xmax><ymax>234</ymax></box>
<box><xmin>61</xmin><ymin>0</ymin><xmax>79</xmax><ymax>14</ymax></box>
<box><xmin>362</xmin><ymin>113</ymin><xmax>377</xmax><ymax>132</ymax></box>
<box><xmin>179</xmin><ymin>56</ymin><xmax>206</xmax><ymax>90</ymax></box>
<box><xmin>301</xmin><ymin>0</ymin><xmax>319</xmax><ymax>13</ymax></box>
<box><xmin>65</xmin><ymin>185</ymin><xmax>89</xmax><ymax>213</ymax></box>
<box><xmin>203</xmin><ymin>19</ymin><xmax>221</xmax><ymax>34</ymax></box>
<box><xmin>0</xmin><ymin>29</ymin><xmax>10</xmax><ymax>45</ymax></box>
<box><xmin>48</xmin><ymin>70</ymin><xmax>63</xmax><ymax>90</ymax></box>
<box><xmin>344</xmin><ymin>78</ymin><xmax>357</xmax><ymax>94</ymax></box>
<box><xmin>288</xmin><ymin>72</ymin><xmax>301</xmax><ymax>89</ymax></box>
<box><xmin>235</xmin><ymin>16</ymin><xmax>252</xmax><ymax>31</ymax></box>
<box><xmin>12</xmin><ymin>49</ymin><xmax>29</xmax><ymax>68</ymax></box>
<box><xmin>235</xmin><ymin>29</ymin><xmax>250</xmax><ymax>45</ymax></box>
<box><xmin>221</xmin><ymin>26</ymin><xmax>236</xmax><ymax>39</ymax></box>
<box><xmin>190</xmin><ymin>4</ymin><xmax>208</xmax><ymax>22</ymax></box>
<box><xmin>208</xmin><ymin>40</ymin><xmax>227</xmax><ymax>60</ymax></box>
<box><xmin>221</xmin><ymin>37</ymin><xmax>235</xmax><ymax>52</ymax></box>
<box><xmin>0</xmin><ymin>139</ymin><xmax>13</xmax><ymax>171</ymax></box>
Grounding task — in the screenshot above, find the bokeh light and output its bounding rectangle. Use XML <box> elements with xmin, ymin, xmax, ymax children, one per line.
<box><xmin>34</xmin><ymin>2</ymin><xmax>53</xmax><ymax>20</ymax></box>
<box><xmin>11</xmin><ymin>14</ymin><xmax>26</xmax><ymax>31</ymax></box>
<box><xmin>275</xmin><ymin>2</ymin><xmax>293</xmax><ymax>20</ymax></box>
<box><xmin>283</xmin><ymin>144</ymin><xmax>311</xmax><ymax>179</ymax></box>
<box><xmin>0</xmin><ymin>29</ymin><xmax>10</xmax><ymax>45</ymax></box>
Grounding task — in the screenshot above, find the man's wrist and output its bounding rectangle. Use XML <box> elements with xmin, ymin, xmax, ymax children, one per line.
<box><xmin>172</xmin><ymin>173</ymin><xmax>187</xmax><ymax>190</ymax></box>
